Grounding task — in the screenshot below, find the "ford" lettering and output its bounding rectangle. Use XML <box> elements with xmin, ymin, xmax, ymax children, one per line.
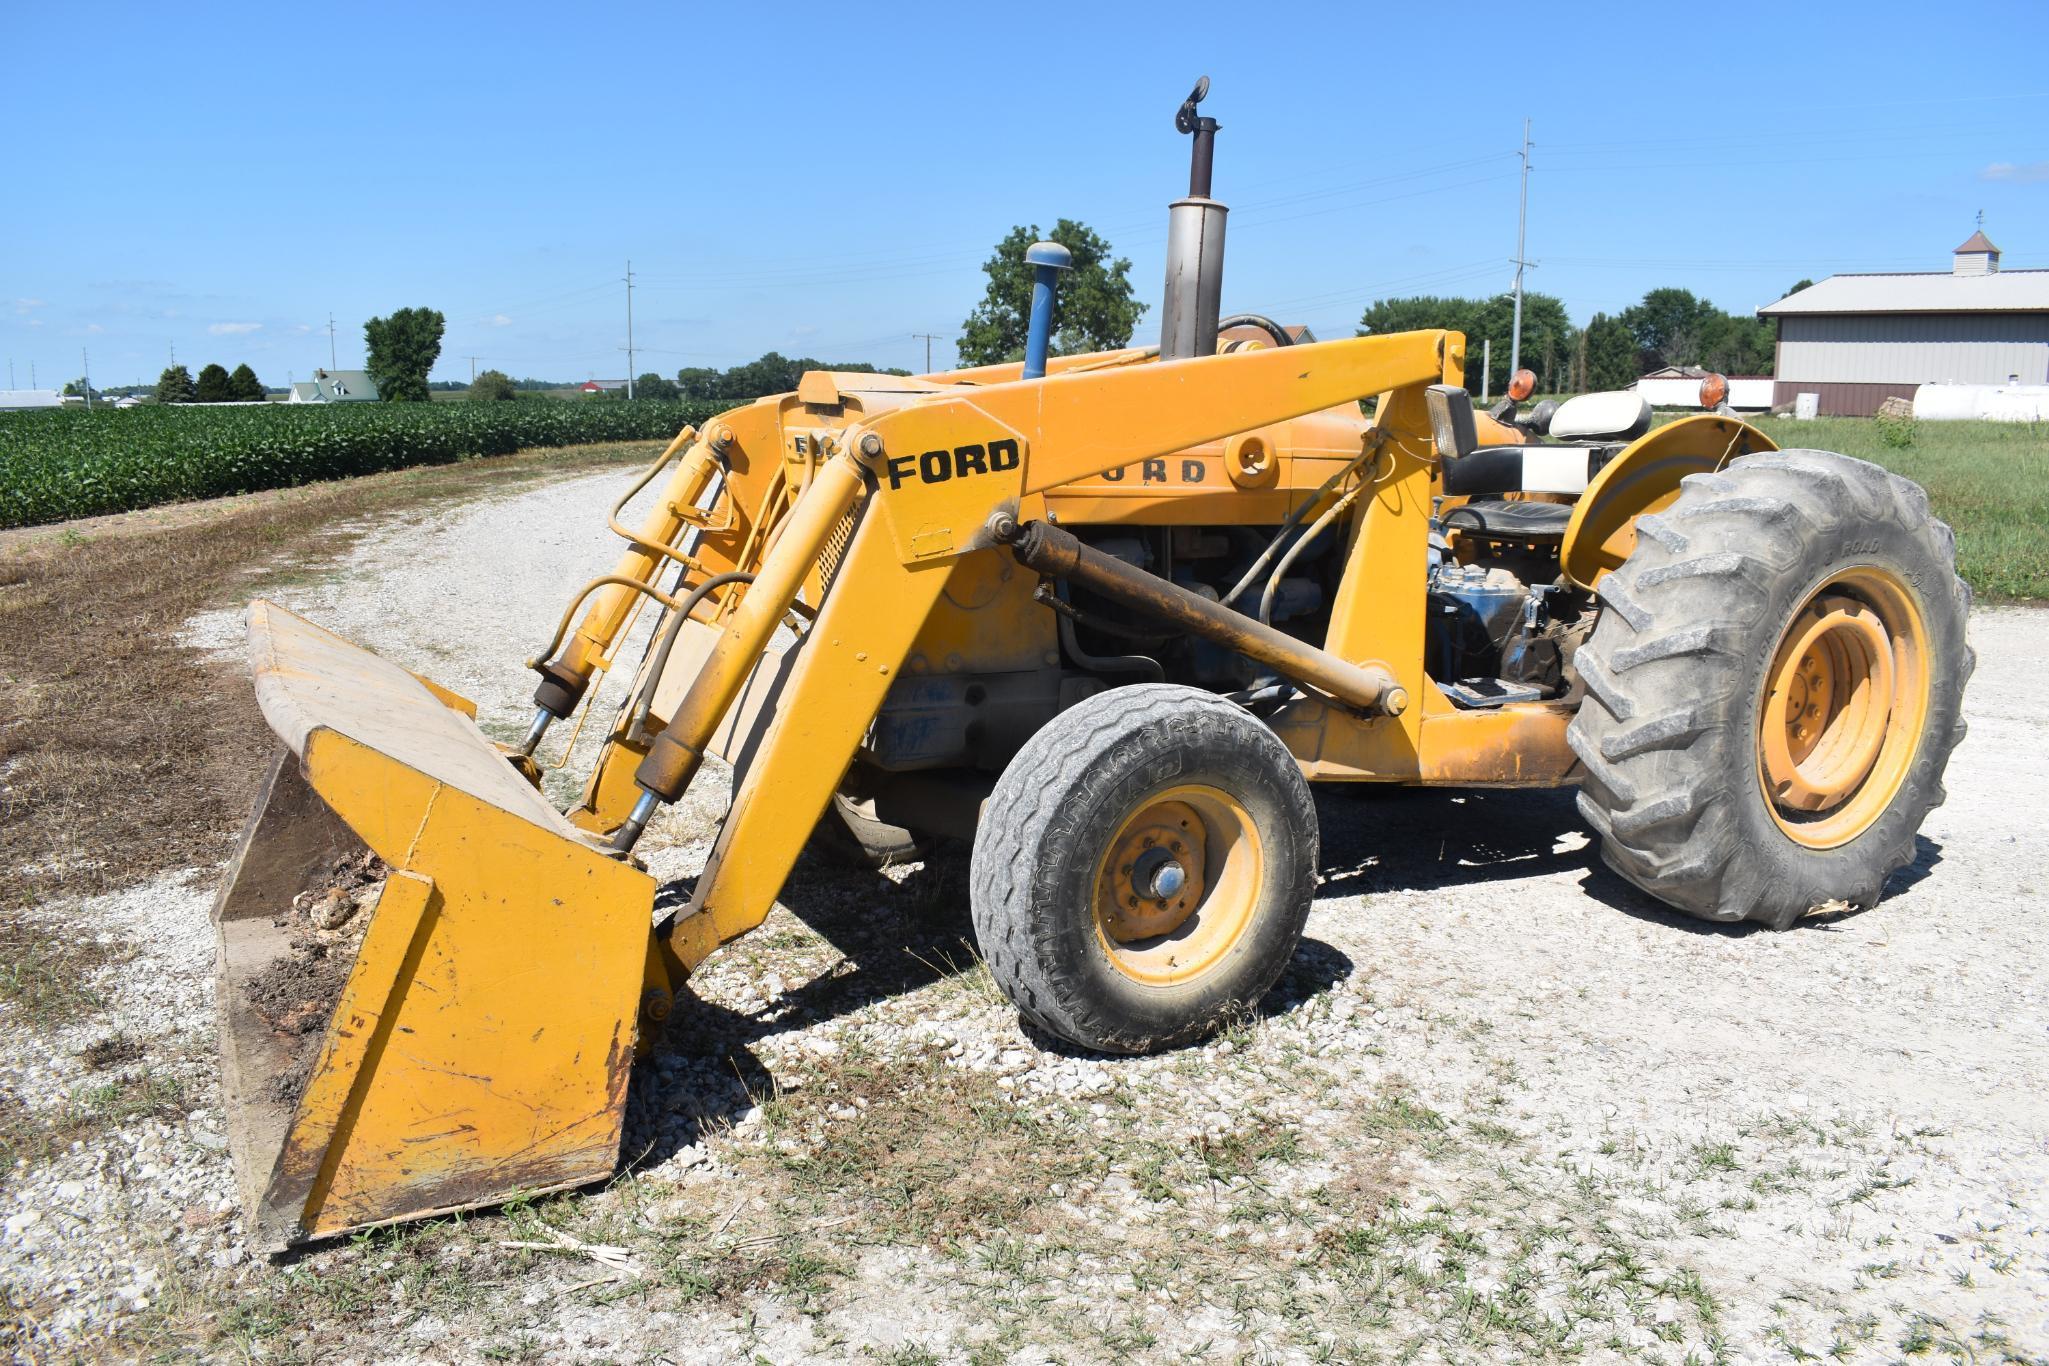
<box><xmin>884</xmin><ymin>438</ymin><xmax>1020</xmax><ymax>491</ymax></box>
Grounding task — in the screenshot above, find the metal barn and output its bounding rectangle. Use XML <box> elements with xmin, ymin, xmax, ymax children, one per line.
<box><xmin>1759</xmin><ymin>233</ymin><xmax>2049</xmax><ymax>416</ymax></box>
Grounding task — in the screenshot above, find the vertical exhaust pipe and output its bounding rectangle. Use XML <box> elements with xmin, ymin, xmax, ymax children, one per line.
<box><xmin>1159</xmin><ymin>76</ymin><xmax>1227</xmax><ymax>362</ymax></box>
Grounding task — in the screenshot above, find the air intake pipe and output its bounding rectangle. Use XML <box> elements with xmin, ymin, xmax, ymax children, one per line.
<box><xmin>1159</xmin><ymin>77</ymin><xmax>1227</xmax><ymax>362</ymax></box>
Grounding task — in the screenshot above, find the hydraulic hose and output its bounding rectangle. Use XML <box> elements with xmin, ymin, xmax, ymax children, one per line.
<box><xmin>624</xmin><ymin>572</ymin><xmax>757</xmax><ymax>744</ymax></box>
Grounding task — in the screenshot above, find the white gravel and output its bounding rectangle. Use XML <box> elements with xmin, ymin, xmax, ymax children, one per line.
<box><xmin>5</xmin><ymin>468</ymin><xmax>2046</xmax><ymax>1360</ymax></box>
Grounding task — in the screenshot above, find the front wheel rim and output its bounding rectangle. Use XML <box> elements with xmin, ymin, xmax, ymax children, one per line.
<box><xmin>1756</xmin><ymin>567</ymin><xmax>1930</xmax><ymax>849</ymax></box>
<box><xmin>1092</xmin><ymin>784</ymin><xmax>1264</xmax><ymax>986</ymax></box>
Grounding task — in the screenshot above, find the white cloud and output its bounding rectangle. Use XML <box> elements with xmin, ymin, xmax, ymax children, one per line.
<box><xmin>789</xmin><ymin>323</ymin><xmax>820</xmax><ymax>338</ymax></box>
<box><xmin>209</xmin><ymin>321</ymin><xmax>263</xmax><ymax>335</ymax></box>
<box><xmin>13</xmin><ymin>298</ymin><xmax>44</xmax><ymax>314</ymax></box>
<box><xmin>293</xmin><ymin>323</ymin><xmax>313</xmax><ymax>333</ymax></box>
<box><xmin>84</xmin><ymin>323</ymin><xmax>104</xmax><ymax>334</ymax></box>
<box><xmin>489</xmin><ymin>313</ymin><xmax>512</xmax><ymax>327</ymax></box>
<box><xmin>1981</xmin><ymin>161</ymin><xmax>2049</xmax><ymax>184</ymax></box>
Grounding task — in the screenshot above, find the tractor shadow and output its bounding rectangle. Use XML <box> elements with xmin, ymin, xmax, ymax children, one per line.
<box><xmin>624</xmin><ymin>843</ymin><xmax>1350</xmax><ymax>1166</ymax></box>
<box><xmin>1314</xmin><ymin>785</ymin><xmax>1944</xmax><ymax>937</ymax></box>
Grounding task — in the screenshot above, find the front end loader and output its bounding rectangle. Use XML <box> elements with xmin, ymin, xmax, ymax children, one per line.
<box><xmin>214</xmin><ymin>80</ymin><xmax>1972</xmax><ymax>1249</ymax></box>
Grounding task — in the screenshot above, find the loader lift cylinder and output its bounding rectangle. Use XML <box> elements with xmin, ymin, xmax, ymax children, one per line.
<box><xmin>615</xmin><ymin>447</ymin><xmax>869</xmax><ymax>851</ymax></box>
<box><xmin>1005</xmin><ymin>518</ymin><xmax>1406</xmax><ymax>716</ymax></box>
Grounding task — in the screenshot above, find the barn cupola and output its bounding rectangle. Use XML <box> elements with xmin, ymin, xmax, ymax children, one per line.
<box><xmin>1953</xmin><ymin>229</ymin><xmax>2001</xmax><ymax>276</ymax></box>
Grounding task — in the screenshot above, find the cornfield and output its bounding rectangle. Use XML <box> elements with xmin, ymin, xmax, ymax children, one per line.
<box><xmin>0</xmin><ymin>401</ymin><xmax>724</xmax><ymax>530</ymax></box>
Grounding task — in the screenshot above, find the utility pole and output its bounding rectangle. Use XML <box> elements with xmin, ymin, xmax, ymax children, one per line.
<box><xmin>82</xmin><ymin>347</ymin><xmax>92</xmax><ymax>409</ymax></box>
<box><xmin>1481</xmin><ymin>339</ymin><xmax>1491</xmax><ymax>402</ymax></box>
<box><xmin>327</xmin><ymin>313</ymin><xmax>338</xmax><ymax>371</ymax></box>
<box><xmin>169</xmin><ymin>339</ymin><xmax>176</xmax><ymax>370</ymax></box>
<box><xmin>1509</xmin><ymin>118</ymin><xmax>1534</xmax><ymax>383</ymax></box>
<box><xmin>465</xmin><ymin>356</ymin><xmax>480</xmax><ymax>384</ymax></box>
<box><xmin>7</xmin><ymin>359</ymin><xmax>12</xmax><ymax>389</ymax></box>
<box><xmin>912</xmin><ymin>332</ymin><xmax>942</xmax><ymax>373</ymax></box>
<box><xmin>623</xmin><ymin>260</ymin><xmax>636</xmax><ymax>399</ymax></box>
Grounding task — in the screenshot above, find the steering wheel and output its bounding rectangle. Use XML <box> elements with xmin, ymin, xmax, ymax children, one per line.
<box><xmin>1217</xmin><ymin>313</ymin><xmax>1295</xmax><ymax>348</ymax></box>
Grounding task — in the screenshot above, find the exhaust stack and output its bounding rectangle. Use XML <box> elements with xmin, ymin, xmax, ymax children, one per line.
<box><xmin>1159</xmin><ymin>77</ymin><xmax>1227</xmax><ymax>362</ymax></box>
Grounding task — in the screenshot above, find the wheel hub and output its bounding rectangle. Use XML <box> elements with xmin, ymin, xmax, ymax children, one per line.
<box><xmin>1761</xmin><ymin>594</ymin><xmax>1895</xmax><ymax>812</ymax></box>
<box><xmin>1102</xmin><ymin>801</ymin><xmax>1206</xmax><ymax>942</ymax></box>
<box><xmin>1755</xmin><ymin>569</ymin><xmax>1930</xmax><ymax>850</ymax></box>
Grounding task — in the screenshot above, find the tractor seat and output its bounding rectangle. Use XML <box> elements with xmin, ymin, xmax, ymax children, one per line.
<box><xmin>1443</xmin><ymin>499</ymin><xmax>1573</xmax><ymax>541</ymax></box>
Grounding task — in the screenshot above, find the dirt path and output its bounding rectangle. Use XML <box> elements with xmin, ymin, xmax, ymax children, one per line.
<box><xmin>3</xmin><ymin>467</ymin><xmax>2044</xmax><ymax>1362</ymax></box>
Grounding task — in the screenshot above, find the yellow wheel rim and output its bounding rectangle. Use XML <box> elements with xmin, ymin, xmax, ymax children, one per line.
<box><xmin>1756</xmin><ymin>567</ymin><xmax>1929</xmax><ymax>849</ymax></box>
<box><xmin>1092</xmin><ymin>784</ymin><xmax>1264</xmax><ymax>986</ymax></box>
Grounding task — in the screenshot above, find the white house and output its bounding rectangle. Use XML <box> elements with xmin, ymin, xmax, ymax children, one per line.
<box><xmin>288</xmin><ymin>369</ymin><xmax>380</xmax><ymax>403</ymax></box>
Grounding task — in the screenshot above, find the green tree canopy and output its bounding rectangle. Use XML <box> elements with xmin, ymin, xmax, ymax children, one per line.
<box><xmin>194</xmin><ymin>363</ymin><xmax>233</xmax><ymax>403</ymax></box>
<box><xmin>629</xmin><ymin>371</ymin><xmax>680</xmax><ymax>401</ymax></box>
<box><xmin>1618</xmin><ymin>288</ymin><xmax>1720</xmax><ymax>371</ymax></box>
<box><xmin>1356</xmin><ymin>291</ymin><xmax>1577</xmax><ymax>395</ymax></box>
<box><xmin>364</xmin><ymin>306</ymin><xmax>445</xmax><ymax>403</ymax></box>
<box><xmin>227</xmin><ymin>363</ymin><xmax>264</xmax><ymax>401</ymax></box>
<box><xmin>958</xmin><ymin>219</ymin><xmax>1146</xmax><ymax>365</ymax></box>
<box><xmin>468</xmin><ymin>368</ymin><xmax>518</xmax><ymax>401</ymax></box>
<box><xmin>674</xmin><ymin>353</ymin><xmax>909</xmax><ymax>405</ymax></box>
<box><xmin>1583</xmin><ymin>314</ymin><xmax>1638</xmax><ymax>391</ymax></box>
<box><xmin>154</xmin><ymin>365</ymin><xmax>197</xmax><ymax>404</ymax></box>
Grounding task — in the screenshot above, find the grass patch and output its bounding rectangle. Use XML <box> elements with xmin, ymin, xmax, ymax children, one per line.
<box><xmin>751</xmin><ymin>1057</ymin><xmax>1099</xmax><ymax>1246</ymax></box>
<box><xmin>1743</xmin><ymin>415</ymin><xmax>2049</xmax><ymax>601</ymax></box>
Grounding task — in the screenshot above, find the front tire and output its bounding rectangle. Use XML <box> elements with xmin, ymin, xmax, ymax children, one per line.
<box><xmin>970</xmin><ymin>685</ymin><xmax>1318</xmax><ymax>1052</ymax></box>
<box><xmin>1569</xmin><ymin>449</ymin><xmax>1972</xmax><ymax>929</ymax></box>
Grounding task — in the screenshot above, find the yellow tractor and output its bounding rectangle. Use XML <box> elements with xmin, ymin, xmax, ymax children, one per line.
<box><xmin>212</xmin><ymin>80</ymin><xmax>1971</xmax><ymax>1249</ymax></box>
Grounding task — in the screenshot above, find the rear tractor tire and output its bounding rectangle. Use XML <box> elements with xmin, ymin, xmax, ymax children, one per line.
<box><xmin>808</xmin><ymin>790</ymin><xmax>933</xmax><ymax>870</ymax></box>
<box><xmin>969</xmin><ymin>684</ymin><xmax>1318</xmax><ymax>1053</ymax></box>
<box><xmin>1569</xmin><ymin>449</ymin><xmax>1972</xmax><ymax>929</ymax></box>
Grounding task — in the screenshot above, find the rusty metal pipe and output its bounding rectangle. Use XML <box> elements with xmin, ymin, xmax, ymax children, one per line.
<box><xmin>1008</xmin><ymin>520</ymin><xmax>1406</xmax><ymax>716</ymax></box>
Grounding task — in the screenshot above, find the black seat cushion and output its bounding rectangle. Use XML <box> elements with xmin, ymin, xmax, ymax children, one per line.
<box><xmin>1443</xmin><ymin>499</ymin><xmax>1573</xmax><ymax>540</ymax></box>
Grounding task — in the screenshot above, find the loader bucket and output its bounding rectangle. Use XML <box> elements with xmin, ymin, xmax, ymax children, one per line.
<box><xmin>213</xmin><ymin>601</ymin><xmax>657</xmax><ymax>1252</ymax></box>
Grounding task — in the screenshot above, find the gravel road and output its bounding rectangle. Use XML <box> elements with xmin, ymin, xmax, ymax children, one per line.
<box><xmin>5</xmin><ymin>468</ymin><xmax>2044</xmax><ymax>1362</ymax></box>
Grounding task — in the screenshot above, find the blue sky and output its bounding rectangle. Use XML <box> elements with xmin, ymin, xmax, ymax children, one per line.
<box><xmin>5</xmin><ymin>1</ymin><xmax>2045</xmax><ymax>390</ymax></box>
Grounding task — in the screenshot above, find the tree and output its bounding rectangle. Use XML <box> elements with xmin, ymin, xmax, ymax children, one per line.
<box><xmin>1620</xmin><ymin>287</ymin><xmax>1719</xmax><ymax>371</ymax></box>
<box><xmin>195</xmin><ymin>363</ymin><xmax>233</xmax><ymax>403</ymax></box>
<box><xmin>630</xmin><ymin>371</ymin><xmax>679</xmax><ymax>401</ymax></box>
<box><xmin>228</xmin><ymin>363</ymin><xmax>264</xmax><ymax>401</ymax></box>
<box><xmin>61</xmin><ymin>377</ymin><xmax>101</xmax><ymax>401</ymax></box>
<box><xmin>1357</xmin><ymin>291</ymin><xmax>1577</xmax><ymax>395</ymax></box>
<box><xmin>958</xmin><ymin>219</ymin><xmax>1145</xmax><ymax>365</ymax></box>
<box><xmin>363</xmin><ymin>306</ymin><xmax>445</xmax><ymax>402</ymax></box>
<box><xmin>1583</xmin><ymin>313</ymin><xmax>1638</xmax><ymax>391</ymax></box>
<box><xmin>468</xmin><ymin>368</ymin><xmax>518</xmax><ymax>401</ymax></box>
<box><xmin>155</xmin><ymin>365</ymin><xmax>197</xmax><ymax>404</ymax></box>
<box><xmin>673</xmin><ymin>354</ymin><xmax>910</xmax><ymax>404</ymax></box>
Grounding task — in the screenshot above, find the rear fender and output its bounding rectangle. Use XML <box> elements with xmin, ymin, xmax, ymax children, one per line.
<box><xmin>1561</xmin><ymin>414</ymin><xmax>1778</xmax><ymax>589</ymax></box>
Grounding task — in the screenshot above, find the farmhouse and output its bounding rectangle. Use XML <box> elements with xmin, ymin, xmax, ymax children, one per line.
<box><xmin>288</xmin><ymin>369</ymin><xmax>379</xmax><ymax>403</ymax></box>
<box><xmin>1760</xmin><ymin>232</ymin><xmax>2049</xmax><ymax>416</ymax></box>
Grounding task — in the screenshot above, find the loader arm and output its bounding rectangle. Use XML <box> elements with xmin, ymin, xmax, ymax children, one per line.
<box><xmin>655</xmin><ymin>328</ymin><xmax>1459</xmax><ymax>971</ymax></box>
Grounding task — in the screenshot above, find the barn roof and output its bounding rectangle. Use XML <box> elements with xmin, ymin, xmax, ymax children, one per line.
<box><xmin>1758</xmin><ymin>270</ymin><xmax>2049</xmax><ymax>316</ymax></box>
<box><xmin>1953</xmin><ymin>230</ymin><xmax>1999</xmax><ymax>255</ymax></box>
